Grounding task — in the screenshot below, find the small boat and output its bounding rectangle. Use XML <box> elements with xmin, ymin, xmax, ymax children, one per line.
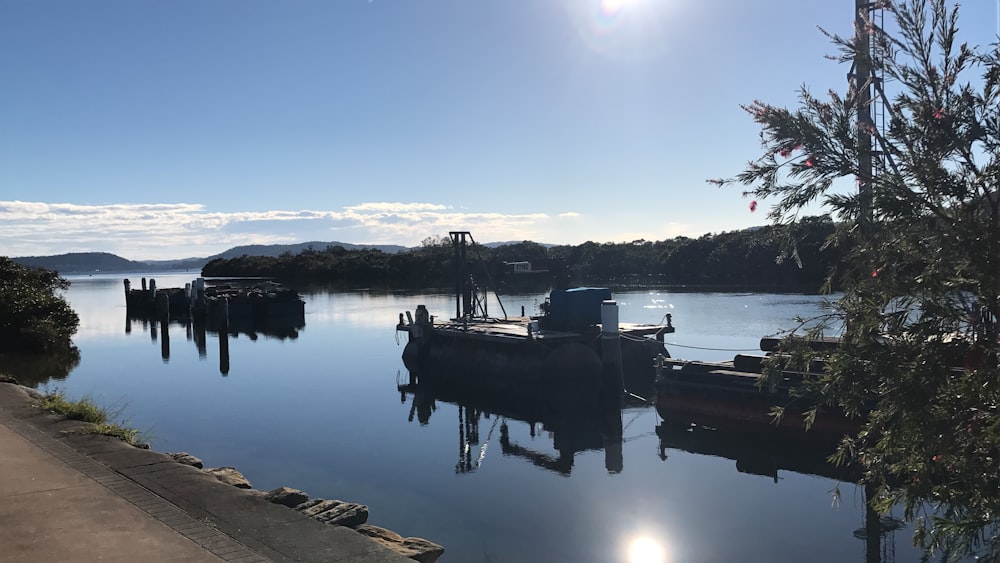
<box><xmin>653</xmin><ymin>337</ymin><xmax>861</xmax><ymax>441</ymax></box>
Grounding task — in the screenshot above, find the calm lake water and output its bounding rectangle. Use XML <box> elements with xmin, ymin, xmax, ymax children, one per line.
<box><xmin>23</xmin><ymin>273</ymin><xmax>932</xmax><ymax>562</ymax></box>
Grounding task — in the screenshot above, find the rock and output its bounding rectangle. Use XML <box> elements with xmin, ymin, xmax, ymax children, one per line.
<box><xmin>354</xmin><ymin>524</ymin><xmax>444</xmax><ymax>563</ymax></box>
<box><xmin>264</xmin><ymin>486</ymin><xmax>309</xmax><ymax>508</ymax></box>
<box><xmin>169</xmin><ymin>452</ymin><xmax>204</xmax><ymax>468</ymax></box>
<box><xmin>0</xmin><ymin>374</ymin><xmax>19</xmax><ymax>385</ymax></box>
<box><xmin>205</xmin><ymin>466</ymin><xmax>252</xmax><ymax>489</ymax></box>
<box><xmin>296</xmin><ymin>498</ymin><xmax>368</xmax><ymax>527</ymax></box>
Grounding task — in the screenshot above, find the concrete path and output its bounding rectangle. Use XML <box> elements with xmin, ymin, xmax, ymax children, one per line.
<box><xmin>0</xmin><ymin>382</ymin><xmax>411</xmax><ymax>563</ymax></box>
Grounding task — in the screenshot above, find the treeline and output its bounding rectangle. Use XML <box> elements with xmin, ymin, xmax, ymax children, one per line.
<box><xmin>201</xmin><ymin>215</ymin><xmax>842</xmax><ymax>291</ymax></box>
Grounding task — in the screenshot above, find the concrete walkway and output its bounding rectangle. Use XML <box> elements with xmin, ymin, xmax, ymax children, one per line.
<box><xmin>0</xmin><ymin>383</ymin><xmax>411</xmax><ymax>563</ymax></box>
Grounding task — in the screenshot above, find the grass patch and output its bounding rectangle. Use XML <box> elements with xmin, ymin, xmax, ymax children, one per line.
<box><xmin>37</xmin><ymin>389</ymin><xmax>148</xmax><ymax>447</ymax></box>
<box><xmin>39</xmin><ymin>390</ymin><xmax>106</xmax><ymax>423</ymax></box>
<box><xmin>93</xmin><ymin>422</ymin><xmax>142</xmax><ymax>445</ymax></box>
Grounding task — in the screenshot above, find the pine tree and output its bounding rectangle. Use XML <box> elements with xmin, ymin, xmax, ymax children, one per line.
<box><xmin>714</xmin><ymin>1</ymin><xmax>1000</xmax><ymax>558</ymax></box>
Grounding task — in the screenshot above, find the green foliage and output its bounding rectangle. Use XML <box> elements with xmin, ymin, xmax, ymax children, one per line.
<box><xmin>39</xmin><ymin>390</ymin><xmax>107</xmax><ymax>423</ymax></box>
<box><xmin>92</xmin><ymin>422</ymin><xmax>143</xmax><ymax>446</ymax></box>
<box><xmin>202</xmin><ymin>221</ymin><xmax>842</xmax><ymax>291</ymax></box>
<box><xmin>717</xmin><ymin>1</ymin><xmax>1000</xmax><ymax>559</ymax></box>
<box><xmin>0</xmin><ymin>257</ymin><xmax>80</xmax><ymax>354</ymax></box>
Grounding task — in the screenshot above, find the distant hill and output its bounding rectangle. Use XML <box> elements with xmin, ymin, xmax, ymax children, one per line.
<box><xmin>10</xmin><ymin>241</ymin><xmax>412</xmax><ymax>274</ymax></box>
<box><xmin>482</xmin><ymin>241</ymin><xmax>556</xmax><ymax>248</ymax></box>
<box><xmin>208</xmin><ymin>241</ymin><xmax>408</xmax><ymax>260</ymax></box>
<box><xmin>12</xmin><ymin>252</ymin><xmax>146</xmax><ymax>273</ymax></box>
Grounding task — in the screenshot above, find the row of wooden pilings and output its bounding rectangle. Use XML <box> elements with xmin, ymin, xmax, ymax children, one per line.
<box><xmin>124</xmin><ymin>277</ymin><xmax>230</xmax><ymax>331</ymax></box>
<box><xmin>125</xmin><ymin>277</ymin><xmax>230</xmax><ymax>375</ymax></box>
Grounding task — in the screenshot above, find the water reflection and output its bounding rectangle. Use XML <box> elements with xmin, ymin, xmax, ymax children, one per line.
<box><xmin>656</xmin><ymin>412</ymin><xmax>911</xmax><ymax>563</ymax></box>
<box><xmin>655</xmin><ymin>413</ymin><xmax>856</xmax><ymax>482</ymax></box>
<box><xmin>399</xmin><ymin>379</ymin><xmax>626</xmax><ymax>476</ymax></box>
<box><xmin>402</xmin><ymin>363</ymin><xmax>920</xmax><ymax>562</ymax></box>
<box><xmin>123</xmin><ymin>309</ymin><xmax>305</xmax><ymax>375</ymax></box>
<box><xmin>0</xmin><ymin>347</ymin><xmax>80</xmax><ymax>388</ymax></box>
<box><xmin>626</xmin><ymin>535</ymin><xmax>669</xmax><ymax>563</ymax></box>
<box><xmin>51</xmin><ymin>281</ymin><xmax>941</xmax><ymax>561</ymax></box>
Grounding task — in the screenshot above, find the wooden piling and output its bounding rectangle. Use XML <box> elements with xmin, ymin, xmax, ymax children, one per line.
<box><xmin>219</xmin><ymin>330</ymin><xmax>230</xmax><ymax>375</ymax></box>
<box><xmin>160</xmin><ymin>318</ymin><xmax>170</xmax><ymax>361</ymax></box>
<box><xmin>600</xmin><ymin>300</ymin><xmax>624</xmax><ymax>396</ymax></box>
<box><xmin>155</xmin><ymin>292</ymin><xmax>170</xmax><ymax>320</ymax></box>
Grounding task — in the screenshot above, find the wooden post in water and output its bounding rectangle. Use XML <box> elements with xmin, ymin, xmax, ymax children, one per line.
<box><xmin>603</xmin><ymin>405</ymin><xmax>624</xmax><ymax>474</ymax></box>
<box><xmin>194</xmin><ymin>319</ymin><xmax>207</xmax><ymax>358</ymax></box>
<box><xmin>160</xmin><ymin>318</ymin><xmax>170</xmax><ymax>361</ymax></box>
<box><xmin>863</xmin><ymin>483</ymin><xmax>881</xmax><ymax>563</ymax></box>
<box><xmin>155</xmin><ymin>292</ymin><xmax>170</xmax><ymax>320</ymax></box>
<box><xmin>218</xmin><ymin>295</ymin><xmax>231</xmax><ymax>374</ymax></box>
<box><xmin>600</xmin><ymin>300</ymin><xmax>624</xmax><ymax>396</ymax></box>
<box><xmin>219</xmin><ymin>297</ymin><xmax>229</xmax><ymax>332</ymax></box>
<box><xmin>219</xmin><ymin>329</ymin><xmax>230</xmax><ymax>375</ymax></box>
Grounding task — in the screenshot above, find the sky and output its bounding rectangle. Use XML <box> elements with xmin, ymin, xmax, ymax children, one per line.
<box><xmin>2</xmin><ymin>0</ymin><xmax>999</xmax><ymax>260</ymax></box>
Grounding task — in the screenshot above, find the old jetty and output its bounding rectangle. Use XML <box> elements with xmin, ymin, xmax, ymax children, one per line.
<box><xmin>396</xmin><ymin>232</ymin><xmax>674</xmax><ymax>400</ymax></box>
<box><xmin>124</xmin><ymin>277</ymin><xmax>305</xmax><ymax>329</ymax></box>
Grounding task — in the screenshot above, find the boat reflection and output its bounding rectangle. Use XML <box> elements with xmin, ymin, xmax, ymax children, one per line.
<box><xmin>398</xmin><ymin>376</ymin><xmax>626</xmax><ymax>476</ymax></box>
<box><xmin>655</xmin><ymin>411</ymin><xmax>858</xmax><ymax>483</ymax></box>
<box><xmin>656</xmin><ymin>410</ymin><xmax>917</xmax><ymax>563</ymax></box>
<box><xmin>403</xmin><ymin>371</ymin><xmax>917</xmax><ymax>562</ymax></box>
<box><xmin>124</xmin><ymin>310</ymin><xmax>305</xmax><ymax>375</ymax></box>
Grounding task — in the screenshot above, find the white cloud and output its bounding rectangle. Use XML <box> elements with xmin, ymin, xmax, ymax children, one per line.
<box><xmin>344</xmin><ymin>202</ymin><xmax>448</xmax><ymax>213</ymax></box>
<box><xmin>0</xmin><ymin>200</ymin><xmax>580</xmax><ymax>260</ymax></box>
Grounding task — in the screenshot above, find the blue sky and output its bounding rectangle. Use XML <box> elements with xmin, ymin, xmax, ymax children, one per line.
<box><xmin>2</xmin><ymin>0</ymin><xmax>998</xmax><ymax>260</ymax></box>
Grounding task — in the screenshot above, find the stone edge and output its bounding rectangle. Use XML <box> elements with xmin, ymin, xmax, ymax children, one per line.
<box><xmin>0</xmin><ymin>383</ymin><xmax>272</xmax><ymax>563</ymax></box>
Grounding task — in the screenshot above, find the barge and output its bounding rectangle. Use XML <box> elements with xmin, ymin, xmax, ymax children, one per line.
<box><xmin>653</xmin><ymin>337</ymin><xmax>861</xmax><ymax>441</ymax></box>
<box><xmin>395</xmin><ymin>232</ymin><xmax>674</xmax><ymax>399</ymax></box>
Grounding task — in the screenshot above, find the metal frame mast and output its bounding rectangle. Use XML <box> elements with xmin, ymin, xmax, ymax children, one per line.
<box><xmin>854</xmin><ymin>1</ymin><xmax>886</xmax><ymax>231</ymax></box>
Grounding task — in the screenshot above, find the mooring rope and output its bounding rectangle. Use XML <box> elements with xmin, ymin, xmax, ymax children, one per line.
<box><xmin>659</xmin><ymin>341</ymin><xmax>762</xmax><ymax>353</ymax></box>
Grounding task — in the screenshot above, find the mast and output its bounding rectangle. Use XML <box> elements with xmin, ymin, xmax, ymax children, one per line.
<box><xmin>449</xmin><ymin>231</ymin><xmax>469</xmax><ymax>320</ymax></box>
<box><xmin>855</xmin><ymin>0</ymin><xmax>874</xmax><ymax>232</ymax></box>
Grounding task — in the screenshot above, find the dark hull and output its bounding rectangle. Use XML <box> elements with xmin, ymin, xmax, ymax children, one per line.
<box><xmin>402</xmin><ymin>321</ymin><xmax>667</xmax><ymax>400</ymax></box>
<box><xmin>655</xmin><ymin>389</ymin><xmax>861</xmax><ymax>443</ymax></box>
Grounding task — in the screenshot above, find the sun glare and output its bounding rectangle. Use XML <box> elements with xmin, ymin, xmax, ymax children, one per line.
<box><xmin>600</xmin><ymin>0</ymin><xmax>634</xmax><ymax>16</ymax></box>
<box><xmin>627</xmin><ymin>535</ymin><xmax>668</xmax><ymax>563</ymax></box>
<box><xmin>567</xmin><ymin>0</ymin><xmax>683</xmax><ymax>62</ymax></box>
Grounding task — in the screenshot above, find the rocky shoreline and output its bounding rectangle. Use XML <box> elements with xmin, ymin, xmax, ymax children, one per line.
<box><xmin>0</xmin><ymin>379</ymin><xmax>443</xmax><ymax>562</ymax></box>
<box><xmin>167</xmin><ymin>452</ymin><xmax>443</xmax><ymax>562</ymax></box>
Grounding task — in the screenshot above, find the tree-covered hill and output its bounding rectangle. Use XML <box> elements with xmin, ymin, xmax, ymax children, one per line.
<box><xmin>201</xmin><ymin>216</ymin><xmax>842</xmax><ymax>291</ymax></box>
<box><xmin>13</xmin><ymin>252</ymin><xmax>144</xmax><ymax>273</ymax></box>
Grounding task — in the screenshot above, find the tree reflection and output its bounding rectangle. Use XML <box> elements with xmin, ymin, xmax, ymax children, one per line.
<box><xmin>0</xmin><ymin>346</ymin><xmax>81</xmax><ymax>388</ymax></box>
